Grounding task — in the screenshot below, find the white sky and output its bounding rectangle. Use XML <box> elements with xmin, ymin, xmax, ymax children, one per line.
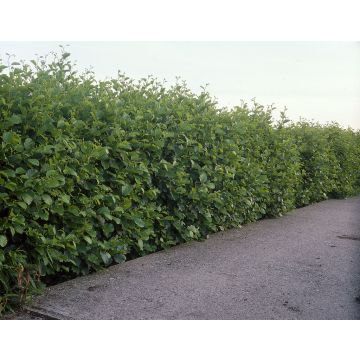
<box><xmin>1</xmin><ymin>42</ymin><xmax>359</xmax><ymax>129</ymax></box>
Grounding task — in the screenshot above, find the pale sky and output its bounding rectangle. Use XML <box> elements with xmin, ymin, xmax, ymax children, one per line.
<box><xmin>1</xmin><ymin>42</ymin><xmax>359</xmax><ymax>129</ymax></box>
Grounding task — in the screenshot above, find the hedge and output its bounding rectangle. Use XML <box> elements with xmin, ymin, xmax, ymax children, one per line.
<box><xmin>1</xmin><ymin>52</ymin><xmax>359</xmax><ymax>313</ymax></box>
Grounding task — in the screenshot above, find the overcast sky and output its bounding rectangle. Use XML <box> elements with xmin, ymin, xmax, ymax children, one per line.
<box><xmin>1</xmin><ymin>42</ymin><xmax>359</xmax><ymax>129</ymax></box>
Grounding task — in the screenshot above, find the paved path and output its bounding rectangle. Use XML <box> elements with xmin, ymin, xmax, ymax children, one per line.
<box><xmin>25</xmin><ymin>196</ymin><xmax>360</xmax><ymax>319</ymax></box>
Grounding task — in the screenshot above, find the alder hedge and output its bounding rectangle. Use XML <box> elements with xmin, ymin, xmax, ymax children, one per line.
<box><xmin>1</xmin><ymin>52</ymin><xmax>359</xmax><ymax>313</ymax></box>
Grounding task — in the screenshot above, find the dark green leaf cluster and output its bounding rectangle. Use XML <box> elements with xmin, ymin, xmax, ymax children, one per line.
<box><xmin>1</xmin><ymin>53</ymin><xmax>359</xmax><ymax>313</ymax></box>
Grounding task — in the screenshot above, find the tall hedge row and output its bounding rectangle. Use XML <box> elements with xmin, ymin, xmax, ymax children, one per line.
<box><xmin>1</xmin><ymin>53</ymin><xmax>359</xmax><ymax>313</ymax></box>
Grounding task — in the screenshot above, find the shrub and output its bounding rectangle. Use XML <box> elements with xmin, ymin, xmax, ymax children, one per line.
<box><xmin>1</xmin><ymin>52</ymin><xmax>359</xmax><ymax>314</ymax></box>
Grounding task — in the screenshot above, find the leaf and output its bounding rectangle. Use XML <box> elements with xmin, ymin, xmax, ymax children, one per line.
<box><xmin>52</xmin><ymin>203</ymin><xmax>64</xmax><ymax>216</ymax></box>
<box><xmin>17</xmin><ymin>201</ymin><xmax>28</xmax><ymax>210</ymax></box>
<box><xmin>46</xmin><ymin>169</ymin><xmax>58</xmax><ymax>177</ymax></box>
<box><xmin>97</xmin><ymin>207</ymin><xmax>110</xmax><ymax>216</ymax></box>
<box><xmin>200</xmin><ymin>172</ymin><xmax>207</xmax><ymax>183</ymax></box>
<box><xmin>57</xmin><ymin>119</ymin><xmax>66</xmax><ymax>128</ymax></box>
<box><xmin>0</xmin><ymin>235</ymin><xmax>7</xmax><ymax>247</ymax></box>
<box><xmin>0</xmin><ymin>193</ymin><xmax>8</xmax><ymax>200</ymax></box>
<box><xmin>137</xmin><ymin>239</ymin><xmax>144</xmax><ymax>250</ymax></box>
<box><xmin>2</xmin><ymin>132</ymin><xmax>12</xmax><ymax>144</ymax></box>
<box><xmin>68</xmin><ymin>206</ymin><xmax>79</xmax><ymax>216</ymax></box>
<box><xmin>103</xmin><ymin>223</ymin><xmax>114</xmax><ymax>237</ymax></box>
<box><xmin>15</xmin><ymin>167</ymin><xmax>26</xmax><ymax>174</ymax></box>
<box><xmin>2</xmin><ymin>131</ymin><xmax>20</xmax><ymax>145</ymax></box>
<box><xmin>22</xmin><ymin>192</ymin><xmax>33</xmax><ymax>205</ymax></box>
<box><xmin>24</xmin><ymin>138</ymin><xmax>34</xmax><ymax>150</ymax></box>
<box><xmin>112</xmin><ymin>216</ymin><xmax>121</xmax><ymax>224</ymax></box>
<box><xmin>42</xmin><ymin>194</ymin><xmax>53</xmax><ymax>205</ymax></box>
<box><xmin>121</xmin><ymin>184</ymin><xmax>132</xmax><ymax>196</ymax></box>
<box><xmin>84</xmin><ymin>236</ymin><xmax>92</xmax><ymax>244</ymax></box>
<box><xmin>12</xmin><ymin>214</ymin><xmax>25</xmax><ymax>225</ymax></box>
<box><xmin>0</xmin><ymin>169</ymin><xmax>15</xmax><ymax>178</ymax></box>
<box><xmin>134</xmin><ymin>217</ymin><xmax>145</xmax><ymax>228</ymax></box>
<box><xmin>100</xmin><ymin>251</ymin><xmax>112</xmax><ymax>266</ymax></box>
<box><xmin>38</xmin><ymin>209</ymin><xmax>49</xmax><ymax>221</ymax></box>
<box><xmin>9</xmin><ymin>115</ymin><xmax>22</xmax><ymax>125</ymax></box>
<box><xmin>63</xmin><ymin>167</ymin><xmax>77</xmax><ymax>177</ymax></box>
<box><xmin>122</xmin><ymin>198</ymin><xmax>132</xmax><ymax>209</ymax></box>
<box><xmin>60</xmin><ymin>194</ymin><xmax>70</xmax><ymax>204</ymax></box>
<box><xmin>5</xmin><ymin>182</ymin><xmax>16</xmax><ymax>191</ymax></box>
<box><xmin>113</xmin><ymin>254</ymin><xmax>126</xmax><ymax>264</ymax></box>
<box><xmin>28</xmin><ymin>158</ymin><xmax>39</xmax><ymax>166</ymax></box>
<box><xmin>45</xmin><ymin>178</ymin><xmax>61</xmax><ymax>188</ymax></box>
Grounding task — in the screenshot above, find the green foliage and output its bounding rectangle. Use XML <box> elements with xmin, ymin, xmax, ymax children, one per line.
<box><xmin>1</xmin><ymin>51</ymin><xmax>359</xmax><ymax>314</ymax></box>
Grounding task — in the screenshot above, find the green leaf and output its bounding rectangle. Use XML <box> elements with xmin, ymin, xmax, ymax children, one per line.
<box><xmin>57</xmin><ymin>119</ymin><xmax>66</xmax><ymax>128</ymax></box>
<box><xmin>42</xmin><ymin>194</ymin><xmax>53</xmax><ymax>205</ymax></box>
<box><xmin>113</xmin><ymin>254</ymin><xmax>126</xmax><ymax>264</ymax></box>
<box><xmin>5</xmin><ymin>182</ymin><xmax>17</xmax><ymax>191</ymax></box>
<box><xmin>24</xmin><ymin>138</ymin><xmax>34</xmax><ymax>150</ymax></box>
<box><xmin>134</xmin><ymin>217</ymin><xmax>145</xmax><ymax>228</ymax></box>
<box><xmin>63</xmin><ymin>167</ymin><xmax>77</xmax><ymax>177</ymax></box>
<box><xmin>137</xmin><ymin>239</ymin><xmax>144</xmax><ymax>250</ymax></box>
<box><xmin>17</xmin><ymin>201</ymin><xmax>28</xmax><ymax>210</ymax></box>
<box><xmin>0</xmin><ymin>169</ymin><xmax>15</xmax><ymax>178</ymax></box>
<box><xmin>22</xmin><ymin>192</ymin><xmax>33</xmax><ymax>205</ymax></box>
<box><xmin>98</xmin><ymin>207</ymin><xmax>110</xmax><ymax>216</ymax></box>
<box><xmin>3</xmin><ymin>131</ymin><xmax>20</xmax><ymax>145</ymax></box>
<box><xmin>60</xmin><ymin>194</ymin><xmax>70</xmax><ymax>204</ymax></box>
<box><xmin>45</xmin><ymin>178</ymin><xmax>61</xmax><ymax>188</ymax></box>
<box><xmin>98</xmin><ymin>207</ymin><xmax>112</xmax><ymax>220</ymax></box>
<box><xmin>2</xmin><ymin>132</ymin><xmax>12</xmax><ymax>144</ymax></box>
<box><xmin>121</xmin><ymin>184</ymin><xmax>132</xmax><ymax>196</ymax></box>
<box><xmin>28</xmin><ymin>158</ymin><xmax>39</xmax><ymax>166</ymax></box>
<box><xmin>0</xmin><ymin>193</ymin><xmax>8</xmax><ymax>200</ymax></box>
<box><xmin>84</xmin><ymin>236</ymin><xmax>93</xmax><ymax>244</ymax></box>
<box><xmin>122</xmin><ymin>198</ymin><xmax>132</xmax><ymax>209</ymax></box>
<box><xmin>68</xmin><ymin>206</ymin><xmax>79</xmax><ymax>216</ymax></box>
<box><xmin>52</xmin><ymin>203</ymin><xmax>64</xmax><ymax>215</ymax></box>
<box><xmin>15</xmin><ymin>167</ymin><xmax>26</xmax><ymax>175</ymax></box>
<box><xmin>9</xmin><ymin>115</ymin><xmax>22</xmax><ymax>125</ymax></box>
<box><xmin>46</xmin><ymin>169</ymin><xmax>58</xmax><ymax>177</ymax></box>
<box><xmin>112</xmin><ymin>216</ymin><xmax>121</xmax><ymax>224</ymax></box>
<box><xmin>0</xmin><ymin>235</ymin><xmax>7</xmax><ymax>247</ymax></box>
<box><xmin>100</xmin><ymin>251</ymin><xmax>112</xmax><ymax>265</ymax></box>
<box><xmin>103</xmin><ymin>223</ymin><xmax>114</xmax><ymax>237</ymax></box>
<box><xmin>200</xmin><ymin>172</ymin><xmax>207</xmax><ymax>183</ymax></box>
<box><xmin>38</xmin><ymin>209</ymin><xmax>49</xmax><ymax>221</ymax></box>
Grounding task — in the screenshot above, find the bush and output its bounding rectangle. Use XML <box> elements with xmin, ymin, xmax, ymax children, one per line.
<box><xmin>1</xmin><ymin>52</ymin><xmax>359</xmax><ymax>314</ymax></box>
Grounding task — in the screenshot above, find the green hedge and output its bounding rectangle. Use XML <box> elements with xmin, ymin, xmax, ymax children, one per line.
<box><xmin>1</xmin><ymin>52</ymin><xmax>359</xmax><ymax>313</ymax></box>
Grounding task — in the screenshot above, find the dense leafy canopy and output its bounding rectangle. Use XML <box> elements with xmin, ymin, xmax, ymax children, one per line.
<box><xmin>1</xmin><ymin>52</ymin><xmax>359</xmax><ymax>313</ymax></box>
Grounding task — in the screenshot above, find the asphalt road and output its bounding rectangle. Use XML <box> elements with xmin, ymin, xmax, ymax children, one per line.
<box><xmin>22</xmin><ymin>196</ymin><xmax>360</xmax><ymax>319</ymax></box>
